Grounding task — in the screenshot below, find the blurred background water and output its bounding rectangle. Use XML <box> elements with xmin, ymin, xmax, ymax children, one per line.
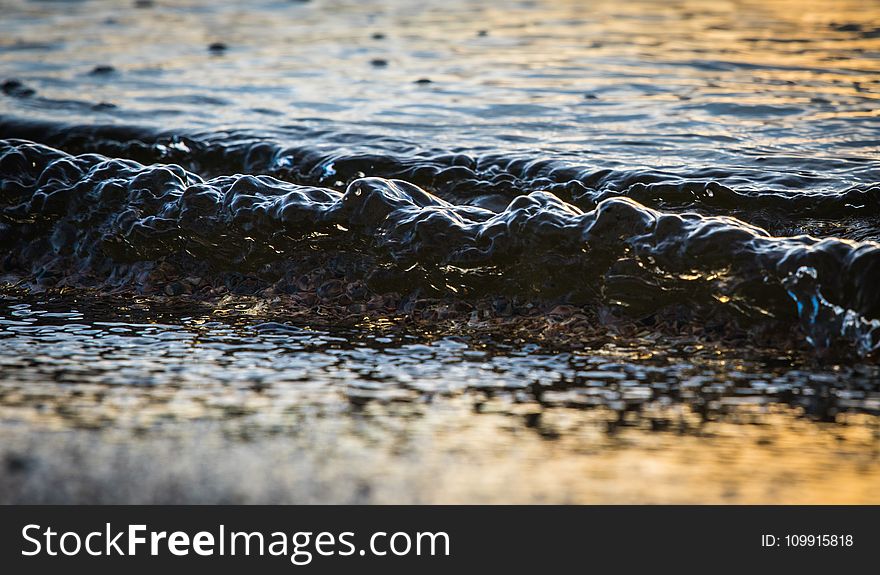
<box><xmin>2</xmin><ymin>0</ymin><xmax>879</xmax><ymax>189</ymax></box>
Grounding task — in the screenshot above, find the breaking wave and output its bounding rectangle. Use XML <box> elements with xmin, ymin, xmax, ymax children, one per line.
<box><xmin>2</xmin><ymin>132</ymin><xmax>879</xmax><ymax>355</ymax></box>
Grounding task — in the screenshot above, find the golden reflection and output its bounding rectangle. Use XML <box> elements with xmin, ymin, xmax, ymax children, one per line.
<box><xmin>2</xmin><ymin>0</ymin><xmax>878</xmax><ymax>127</ymax></box>
<box><xmin>2</xmin><ymin>381</ymin><xmax>879</xmax><ymax>503</ymax></box>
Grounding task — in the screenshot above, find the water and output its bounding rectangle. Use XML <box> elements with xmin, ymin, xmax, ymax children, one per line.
<box><xmin>2</xmin><ymin>292</ymin><xmax>879</xmax><ymax>503</ymax></box>
<box><xmin>1</xmin><ymin>0</ymin><xmax>879</xmax><ymax>502</ymax></box>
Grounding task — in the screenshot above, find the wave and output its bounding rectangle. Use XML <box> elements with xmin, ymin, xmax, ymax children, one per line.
<box><xmin>3</xmin><ymin>118</ymin><xmax>879</xmax><ymax>233</ymax></box>
<box><xmin>1</xmin><ymin>132</ymin><xmax>879</xmax><ymax>355</ymax></box>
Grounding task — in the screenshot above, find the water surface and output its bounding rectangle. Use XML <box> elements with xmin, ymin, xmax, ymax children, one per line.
<box><xmin>1</xmin><ymin>0</ymin><xmax>880</xmax><ymax>502</ymax></box>
<box><xmin>2</xmin><ymin>292</ymin><xmax>879</xmax><ymax>503</ymax></box>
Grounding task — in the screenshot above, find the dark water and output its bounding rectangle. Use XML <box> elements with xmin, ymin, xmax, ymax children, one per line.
<box><xmin>1</xmin><ymin>0</ymin><xmax>880</xmax><ymax>502</ymax></box>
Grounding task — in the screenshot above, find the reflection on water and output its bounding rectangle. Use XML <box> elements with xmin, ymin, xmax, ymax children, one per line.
<box><xmin>1</xmin><ymin>292</ymin><xmax>878</xmax><ymax>503</ymax></box>
<box><xmin>1</xmin><ymin>0</ymin><xmax>879</xmax><ymax>186</ymax></box>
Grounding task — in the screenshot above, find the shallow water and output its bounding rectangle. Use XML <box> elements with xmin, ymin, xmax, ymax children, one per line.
<box><xmin>2</xmin><ymin>0</ymin><xmax>879</xmax><ymax>179</ymax></box>
<box><xmin>1</xmin><ymin>0</ymin><xmax>880</xmax><ymax>502</ymax></box>
<box><xmin>1</xmin><ymin>292</ymin><xmax>879</xmax><ymax>503</ymax></box>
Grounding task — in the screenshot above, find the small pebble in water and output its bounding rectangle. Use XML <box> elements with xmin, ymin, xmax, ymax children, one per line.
<box><xmin>370</xmin><ymin>58</ymin><xmax>388</xmax><ymax>67</ymax></box>
<box><xmin>90</xmin><ymin>65</ymin><xmax>116</xmax><ymax>75</ymax></box>
<box><xmin>832</xmin><ymin>22</ymin><xmax>862</xmax><ymax>32</ymax></box>
<box><xmin>5</xmin><ymin>454</ymin><xmax>30</xmax><ymax>474</ymax></box>
<box><xmin>1</xmin><ymin>79</ymin><xmax>35</xmax><ymax>98</ymax></box>
<box><xmin>208</xmin><ymin>42</ymin><xmax>228</xmax><ymax>53</ymax></box>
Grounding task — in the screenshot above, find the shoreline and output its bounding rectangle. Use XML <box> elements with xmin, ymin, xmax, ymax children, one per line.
<box><xmin>1</xmin><ymin>282</ymin><xmax>827</xmax><ymax>361</ymax></box>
